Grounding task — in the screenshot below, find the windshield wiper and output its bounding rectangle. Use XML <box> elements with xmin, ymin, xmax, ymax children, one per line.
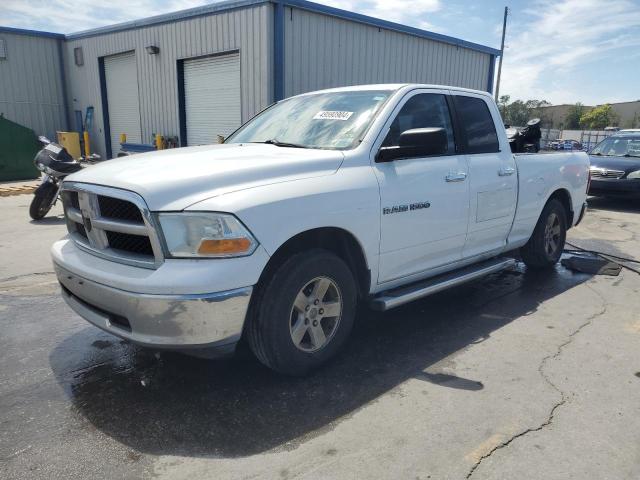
<box><xmin>258</xmin><ymin>139</ymin><xmax>309</xmax><ymax>149</ymax></box>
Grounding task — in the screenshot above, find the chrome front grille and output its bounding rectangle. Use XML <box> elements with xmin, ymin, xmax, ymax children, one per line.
<box><xmin>61</xmin><ymin>183</ymin><xmax>163</xmax><ymax>269</ymax></box>
<box><xmin>589</xmin><ymin>167</ymin><xmax>625</xmax><ymax>179</ymax></box>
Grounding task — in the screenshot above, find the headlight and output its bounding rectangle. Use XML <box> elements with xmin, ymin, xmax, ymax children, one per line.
<box><xmin>626</xmin><ymin>170</ymin><xmax>640</xmax><ymax>179</ymax></box>
<box><xmin>157</xmin><ymin>212</ymin><xmax>258</xmax><ymax>258</ymax></box>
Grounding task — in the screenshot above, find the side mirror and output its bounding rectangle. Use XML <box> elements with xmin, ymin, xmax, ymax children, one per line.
<box><xmin>376</xmin><ymin>128</ymin><xmax>448</xmax><ymax>163</ymax></box>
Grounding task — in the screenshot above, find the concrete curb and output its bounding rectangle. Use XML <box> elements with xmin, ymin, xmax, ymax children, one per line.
<box><xmin>0</xmin><ymin>185</ymin><xmax>37</xmax><ymax>197</ymax></box>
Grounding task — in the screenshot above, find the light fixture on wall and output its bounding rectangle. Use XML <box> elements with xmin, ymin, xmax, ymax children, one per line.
<box><xmin>145</xmin><ymin>45</ymin><xmax>160</xmax><ymax>55</ymax></box>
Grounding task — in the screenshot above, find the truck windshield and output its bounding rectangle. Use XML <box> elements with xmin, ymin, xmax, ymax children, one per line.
<box><xmin>590</xmin><ymin>136</ymin><xmax>640</xmax><ymax>157</ymax></box>
<box><xmin>226</xmin><ymin>90</ymin><xmax>392</xmax><ymax>150</ymax></box>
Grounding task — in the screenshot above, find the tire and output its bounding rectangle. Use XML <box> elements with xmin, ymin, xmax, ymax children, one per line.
<box><xmin>247</xmin><ymin>249</ymin><xmax>357</xmax><ymax>376</ymax></box>
<box><xmin>29</xmin><ymin>182</ymin><xmax>57</xmax><ymax>220</ymax></box>
<box><xmin>520</xmin><ymin>198</ymin><xmax>567</xmax><ymax>269</ymax></box>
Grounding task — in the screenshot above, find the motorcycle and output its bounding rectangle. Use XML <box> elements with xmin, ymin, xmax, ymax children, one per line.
<box><xmin>29</xmin><ymin>136</ymin><xmax>102</xmax><ymax>220</ymax></box>
<box><xmin>506</xmin><ymin>118</ymin><xmax>542</xmax><ymax>153</ymax></box>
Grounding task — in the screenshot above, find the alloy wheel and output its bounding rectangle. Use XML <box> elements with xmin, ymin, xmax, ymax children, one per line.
<box><xmin>544</xmin><ymin>212</ymin><xmax>562</xmax><ymax>256</ymax></box>
<box><xmin>289</xmin><ymin>276</ymin><xmax>342</xmax><ymax>352</ymax></box>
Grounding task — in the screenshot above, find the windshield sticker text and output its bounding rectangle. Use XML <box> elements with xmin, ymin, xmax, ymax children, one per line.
<box><xmin>313</xmin><ymin>111</ymin><xmax>354</xmax><ymax>121</ymax></box>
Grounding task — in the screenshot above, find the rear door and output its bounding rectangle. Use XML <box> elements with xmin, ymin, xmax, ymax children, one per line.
<box><xmin>183</xmin><ymin>53</ymin><xmax>241</xmax><ymax>146</ymax></box>
<box><xmin>452</xmin><ymin>94</ymin><xmax>517</xmax><ymax>258</ymax></box>
<box><xmin>103</xmin><ymin>52</ymin><xmax>142</xmax><ymax>157</ymax></box>
<box><xmin>372</xmin><ymin>89</ymin><xmax>470</xmax><ymax>284</ymax></box>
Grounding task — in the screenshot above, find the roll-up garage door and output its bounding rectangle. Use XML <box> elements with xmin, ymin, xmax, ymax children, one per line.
<box><xmin>104</xmin><ymin>52</ymin><xmax>142</xmax><ymax>157</ymax></box>
<box><xmin>183</xmin><ymin>53</ymin><xmax>241</xmax><ymax>146</ymax></box>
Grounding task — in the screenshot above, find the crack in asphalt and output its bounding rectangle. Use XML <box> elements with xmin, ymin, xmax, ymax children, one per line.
<box><xmin>465</xmin><ymin>281</ymin><xmax>608</xmax><ymax>479</ymax></box>
<box><xmin>0</xmin><ymin>271</ymin><xmax>55</xmax><ymax>284</ymax></box>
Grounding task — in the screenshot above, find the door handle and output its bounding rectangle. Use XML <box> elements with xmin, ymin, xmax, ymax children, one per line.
<box><xmin>445</xmin><ymin>172</ymin><xmax>467</xmax><ymax>182</ymax></box>
<box><xmin>498</xmin><ymin>166</ymin><xmax>516</xmax><ymax>176</ymax></box>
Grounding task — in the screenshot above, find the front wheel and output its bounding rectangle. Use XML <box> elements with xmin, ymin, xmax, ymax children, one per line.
<box><xmin>520</xmin><ymin>198</ymin><xmax>567</xmax><ymax>269</ymax></box>
<box><xmin>247</xmin><ymin>249</ymin><xmax>357</xmax><ymax>376</ymax></box>
<box><xmin>29</xmin><ymin>182</ymin><xmax>58</xmax><ymax>220</ymax></box>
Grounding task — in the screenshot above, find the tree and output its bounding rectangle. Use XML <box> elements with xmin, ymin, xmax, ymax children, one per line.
<box><xmin>580</xmin><ymin>104</ymin><xmax>619</xmax><ymax>130</ymax></box>
<box><xmin>497</xmin><ymin>95</ymin><xmax>511</xmax><ymax>122</ymax></box>
<box><xmin>498</xmin><ymin>96</ymin><xmax>552</xmax><ymax>126</ymax></box>
<box><xmin>564</xmin><ymin>103</ymin><xmax>585</xmax><ymax>129</ymax></box>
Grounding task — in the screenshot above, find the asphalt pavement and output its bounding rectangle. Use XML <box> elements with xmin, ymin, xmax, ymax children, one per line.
<box><xmin>1</xmin><ymin>194</ymin><xmax>639</xmax><ymax>479</ymax></box>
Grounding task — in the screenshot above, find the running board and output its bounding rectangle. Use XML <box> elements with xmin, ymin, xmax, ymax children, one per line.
<box><xmin>370</xmin><ymin>257</ymin><xmax>517</xmax><ymax>311</ymax></box>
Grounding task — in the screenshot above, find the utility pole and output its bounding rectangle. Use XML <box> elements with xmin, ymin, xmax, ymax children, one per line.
<box><xmin>494</xmin><ymin>6</ymin><xmax>509</xmax><ymax>102</ymax></box>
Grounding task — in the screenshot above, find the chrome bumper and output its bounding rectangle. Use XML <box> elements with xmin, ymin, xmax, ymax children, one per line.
<box><xmin>54</xmin><ymin>263</ymin><xmax>252</xmax><ymax>349</ymax></box>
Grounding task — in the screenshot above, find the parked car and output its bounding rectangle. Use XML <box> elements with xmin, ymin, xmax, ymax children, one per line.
<box><xmin>588</xmin><ymin>132</ymin><xmax>640</xmax><ymax>197</ymax></box>
<box><xmin>51</xmin><ymin>84</ymin><xmax>589</xmax><ymax>375</ymax></box>
<box><xmin>548</xmin><ymin>139</ymin><xmax>582</xmax><ymax>151</ymax></box>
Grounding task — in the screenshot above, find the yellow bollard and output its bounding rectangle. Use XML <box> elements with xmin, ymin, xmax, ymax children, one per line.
<box><xmin>83</xmin><ymin>131</ymin><xmax>91</xmax><ymax>157</ymax></box>
<box><xmin>120</xmin><ymin>133</ymin><xmax>127</xmax><ymax>145</ymax></box>
<box><xmin>155</xmin><ymin>134</ymin><xmax>163</xmax><ymax>150</ymax></box>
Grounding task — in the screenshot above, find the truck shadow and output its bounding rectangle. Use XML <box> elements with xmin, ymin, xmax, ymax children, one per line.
<box><xmin>29</xmin><ymin>216</ymin><xmax>66</xmax><ymax>225</ymax></box>
<box><xmin>49</xmin><ymin>262</ymin><xmax>591</xmax><ymax>458</ymax></box>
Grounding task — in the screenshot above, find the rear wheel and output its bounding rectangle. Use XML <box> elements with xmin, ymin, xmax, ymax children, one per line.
<box><xmin>247</xmin><ymin>249</ymin><xmax>357</xmax><ymax>376</ymax></box>
<box><xmin>520</xmin><ymin>198</ymin><xmax>567</xmax><ymax>269</ymax></box>
<box><xmin>29</xmin><ymin>182</ymin><xmax>57</xmax><ymax>220</ymax></box>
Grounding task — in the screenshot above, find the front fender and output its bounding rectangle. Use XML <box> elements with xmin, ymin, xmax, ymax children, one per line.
<box><xmin>187</xmin><ymin>165</ymin><xmax>381</xmax><ymax>291</ymax></box>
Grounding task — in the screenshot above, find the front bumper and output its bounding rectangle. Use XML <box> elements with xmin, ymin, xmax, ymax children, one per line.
<box><xmin>589</xmin><ymin>178</ymin><xmax>640</xmax><ymax>196</ymax></box>
<box><xmin>55</xmin><ymin>262</ymin><xmax>252</xmax><ymax>350</ymax></box>
<box><xmin>51</xmin><ymin>237</ymin><xmax>269</xmax><ymax>351</ymax></box>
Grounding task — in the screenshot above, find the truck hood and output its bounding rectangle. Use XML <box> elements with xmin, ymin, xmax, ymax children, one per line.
<box><xmin>66</xmin><ymin>144</ymin><xmax>344</xmax><ymax>210</ymax></box>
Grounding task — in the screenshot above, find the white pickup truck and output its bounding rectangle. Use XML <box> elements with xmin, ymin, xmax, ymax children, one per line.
<box><xmin>52</xmin><ymin>84</ymin><xmax>589</xmax><ymax>375</ymax></box>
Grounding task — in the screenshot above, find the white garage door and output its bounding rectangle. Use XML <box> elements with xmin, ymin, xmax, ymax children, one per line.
<box><xmin>184</xmin><ymin>53</ymin><xmax>241</xmax><ymax>146</ymax></box>
<box><xmin>104</xmin><ymin>52</ymin><xmax>142</xmax><ymax>157</ymax></box>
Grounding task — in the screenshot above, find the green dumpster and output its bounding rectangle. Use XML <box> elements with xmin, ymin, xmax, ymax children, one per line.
<box><xmin>0</xmin><ymin>115</ymin><xmax>40</xmax><ymax>181</ymax></box>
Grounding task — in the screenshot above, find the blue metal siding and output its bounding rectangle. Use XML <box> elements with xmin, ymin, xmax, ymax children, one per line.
<box><xmin>283</xmin><ymin>7</ymin><xmax>493</xmax><ymax>98</ymax></box>
<box><xmin>487</xmin><ymin>54</ymin><xmax>496</xmax><ymax>94</ymax></box>
<box><xmin>0</xmin><ymin>26</ymin><xmax>64</xmax><ymax>40</ymax></box>
<box><xmin>283</xmin><ymin>0</ymin><xmax>500</xmax><ymax>56</ymax></box>
<box><xmin>273</xmin><ymin>1</ymin><xmax>285</xmax><ymax>101</ymax></box>
<box><xmin>61</xmin><ymin>0</ymin><xmax>498</xmax><ymax>57</ymax></box>
<box><xmin>62</xmin><ymin>4</ymin><xmax>272</xmax><ymax>158</ymax></box>
<box><xmin>0</xmin><ymin>32</ymin><xmax>67</xmax><ymax>138</ymax></box>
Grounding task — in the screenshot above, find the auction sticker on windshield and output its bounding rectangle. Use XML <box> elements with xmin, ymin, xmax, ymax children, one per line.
<box><xmin>313</xmin><ymin>111</ymin><xmax>354</xmax><ymax>121</ymax></box>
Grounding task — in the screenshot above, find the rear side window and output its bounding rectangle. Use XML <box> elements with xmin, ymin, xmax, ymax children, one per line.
<box><xmin>453</xmin><ymin>96</ymin><xmax>500</xmax><ymax>154</ymax></box>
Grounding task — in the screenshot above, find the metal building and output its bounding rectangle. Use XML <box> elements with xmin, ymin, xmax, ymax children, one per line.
<box><xmin>1</xmin><ymin>0</ymin><xmax>500</xmax><ymax>159</ymax></box>
<box><xmin>0</xmin><ymin>28</ymin><xmax>69</xmax><ymax>140</ymax></box>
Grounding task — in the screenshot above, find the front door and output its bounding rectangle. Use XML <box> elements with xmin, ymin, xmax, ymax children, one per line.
<box><xmin>372</xmin><ymin>90</ymin><xmax>470</xmax><ymax>284</ymax></box>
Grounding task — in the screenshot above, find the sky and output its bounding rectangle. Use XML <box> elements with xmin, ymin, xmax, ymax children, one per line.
<box><xmin>2</xmin><ymin>0</ymin><xmax>639</xmax><ymax>105</ymax></box>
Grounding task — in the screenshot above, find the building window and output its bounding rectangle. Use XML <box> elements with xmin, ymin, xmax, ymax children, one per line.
<box><xmin>0</xmin><ymin>39</ymin><xmax>6</xmax><ymax>60</ymax></box>
<box><xmin>74</xmin><ymin>47</ymin><xmax>84</xmax><ymax>66</ymax></box>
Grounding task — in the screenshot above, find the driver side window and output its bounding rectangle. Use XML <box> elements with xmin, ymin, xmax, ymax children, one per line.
<box><xmin>382</xmin><ymin>93</ymin><xmax>456</xmax><ymax>154</ymax></box>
